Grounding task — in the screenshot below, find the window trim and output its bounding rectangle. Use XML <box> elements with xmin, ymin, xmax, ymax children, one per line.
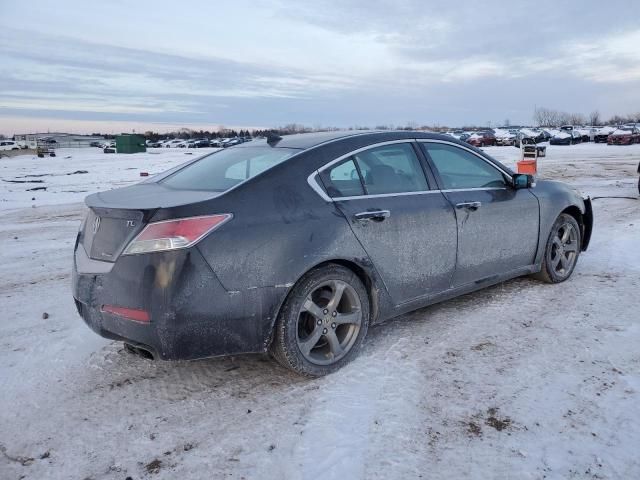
<box><xmin>307</xmin><ymin>138</ymin><xmax>516</xmax><ymax>202</ymax></box>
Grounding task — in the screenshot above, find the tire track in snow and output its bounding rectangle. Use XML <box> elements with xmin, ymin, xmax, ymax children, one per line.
<box><xmin>283</xmin><ymin>335</ymin><xmax>425</xmax><ymax>480</ymax></box>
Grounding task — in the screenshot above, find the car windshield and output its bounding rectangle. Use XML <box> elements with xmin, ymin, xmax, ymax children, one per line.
<box><xmin>161</xmin><ymin>146</ymin><xmax>297</xmax><ymax>191</ymax></box>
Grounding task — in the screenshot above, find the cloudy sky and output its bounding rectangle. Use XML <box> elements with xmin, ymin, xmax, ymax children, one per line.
<box><xmin>1</xmin><ymin>0</ymin><xmax>639</xmax><ymax>134</ymax></box>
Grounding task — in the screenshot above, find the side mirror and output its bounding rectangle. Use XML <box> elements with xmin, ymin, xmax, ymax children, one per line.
<box><xmin>513</xmin><ymin>173</ymin><xmax>534</xmax><ymax>189</ymax></box>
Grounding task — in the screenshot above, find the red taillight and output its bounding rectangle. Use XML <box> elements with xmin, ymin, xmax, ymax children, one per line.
<box><xmin>123</xmin><ymin>214</ymin><xmax>232</xmax><ymax>255</ymax></box>
<box><xmin>101</xmin><ymin>305</ymin><xmax>150</xmax><ymax>323</ymax></box>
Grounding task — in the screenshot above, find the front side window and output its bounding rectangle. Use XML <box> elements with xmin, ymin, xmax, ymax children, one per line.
<box><xmin>422</xmin><ymin>143</ymin><xmax>507</xmax><ymax>190</ymax></box>
<box><xmin>161</xmin><ymin>147</ymin><xmax>296</xmax><ymax>191</ymax></box>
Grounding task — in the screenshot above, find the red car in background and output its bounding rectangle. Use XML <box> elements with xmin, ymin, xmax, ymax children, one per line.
<box><xmin>607</xmin><ymin>127</ymin><xmax>640</xmax><ymax>145</ymax></box>
<box><xmin>466</xmin><ymin>131</ymin><xmax>497</xmax><ymax>147</ymax></box>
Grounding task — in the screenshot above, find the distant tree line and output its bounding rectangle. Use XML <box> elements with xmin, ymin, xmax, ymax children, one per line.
<box><xmin>140</xmin><ymin>127</ymin><xmax>254</xmax><ymax>141</ymax></box>
<box><xmin>533</xmin><ymin>107</ymin><xmax>640</xmax><ymax>127</ymax></box>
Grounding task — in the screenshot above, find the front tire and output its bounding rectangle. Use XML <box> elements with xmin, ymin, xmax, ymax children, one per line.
<box><xmin>270</xmin><ymin>264</ymin><xmax>369</xmax><ymax>376</ymax></box>
<box><xmin>534</xmin><ymin>213</ymin><xmax>581</xmax><ymax>283</ymax></box>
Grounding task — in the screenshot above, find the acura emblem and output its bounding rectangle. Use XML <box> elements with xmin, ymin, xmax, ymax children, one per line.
<box><xmin>93</xmin><ymin>216</ymin><xmax>101</xmax><ymax>234</ymax></box>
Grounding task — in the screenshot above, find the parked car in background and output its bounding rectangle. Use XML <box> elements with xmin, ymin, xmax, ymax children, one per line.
<box><xmin>222</xmin><ymin>138</ymin><xmax>243</xmax><ymax>148</ymax></box>
<box><xmin>593</xmin><ymin>126</ymin><xmax>616</xmax><ymax>143</ymax></box>
<box><xmin>146</xmin><ymin>140</ymin><xmax>163</xmax><ymax>148</ymax></box>
<box><xmin>550</xmin><ymin>126</ymin><xmax>581</xmax><ymax>145</ymax></box>
<box><xmin>103</xmin><ymin>143</ymin><xmax>116</xmax><ymax>153</ymax></box>
<box><xmin>466</xmin><ymin>131</ymin><xmax>496</xmax><ymax>147</ymax></box>
<box><xmin>550</xmin><ymin>131</ymin><xmax>575</xmax><ymax>145</ymax></box>
<box><xmin>72</xmin><ymin>131</ymin><xmax>592</xmax><ymax>376</ymax></box>
<box><xmin>188</xmin><ymin>139</ymin><xmax>211</xmax><ymax>148</ymax></box>
<box><xmin>538</xmin><ymin>129</ymin><xmax>553</xmax><ymax>142</ymax></box>
<box><xmin>446</xmin><ymin>131</ymin><xmax>471</xmax><ymax>142</ymax></box>
<box><xmin>0</xmin><ymin>140</ymin><xmax>20</xmax><ymax>151</ymax></box>
<box><xmin>209</xmin><ymin>139</ymin><xmax>223</xmax><ymax>147</ymax></box>
<box><xmin>607</xmin><ymin>126</ymin><xmax>640</xmax><ymax>145</ymax></box>
<box><xmin>494</xmin><ymin>129</ymin><xmax>517</xmax><ymax>146</ymax></box>
<box><xmin>514</xmin><ymin>128</ymin><xmax>544</xmax><ymax>147</ymax></box>
<box><xmin>560</xmin><ymin>126</ymin><xmax>582</xmax><ymax>143</ymax></box>
<box><xmin>164</xmin><ymin>139</ymin><xmax>185</xmax><ymax>148</ymax></box>
<box><xmin>576</xmin><ymin>127</ymin><xmax>596</xmax><ymax>142</ymax></box>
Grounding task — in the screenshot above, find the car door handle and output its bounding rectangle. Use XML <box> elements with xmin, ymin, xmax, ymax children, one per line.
<box><xmin>455</xmin><ymin>201</ymin><xmax>482</xmax><ymax>211</ymax></box>
<box><xmin>353</xmin><ymin>210</ymin><xmax>391</xmax><ymax>221</ymax></box>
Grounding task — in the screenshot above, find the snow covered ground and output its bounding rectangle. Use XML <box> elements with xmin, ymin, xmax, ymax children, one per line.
<box><xmin>1</xmin><ymin>143</ymin><xmax>639</xmax><ymax>479</ymax></box>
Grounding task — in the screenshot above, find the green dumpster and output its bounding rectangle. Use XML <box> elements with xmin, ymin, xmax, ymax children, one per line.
<box><xmin>115</xmin><ymin>134</ymin><xmax>146</xmax><ymax>154</ymax></box>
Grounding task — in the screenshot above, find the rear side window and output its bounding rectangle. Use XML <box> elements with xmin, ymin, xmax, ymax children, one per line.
<box><xmin>319</xmin><ymin>143</ymin><xmax>429</xmax><ymax>198</ymax></box>
<box><xmin>422</xmin><ymin>143</ymin><xmax>507</xmax><ymax>190</ymax></box>
<box><xmin>161</xmin><ymin>147</ymin><xmax>296</xmax><ymax>191</ymax></box>
<box><xmin>319</xmin><ymin>159</ymin><xmax>365</xmax><ymax>197</ymax></box>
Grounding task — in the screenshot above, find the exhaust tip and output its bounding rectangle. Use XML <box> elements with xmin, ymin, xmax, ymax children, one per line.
<box><xmin>124</xmin><ymin>342</ymin><xmax>155</xmax><ymax>360</ymax></box>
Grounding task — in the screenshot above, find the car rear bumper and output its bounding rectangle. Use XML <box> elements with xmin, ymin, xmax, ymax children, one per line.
<box><xmin>72</xmin><ymin>245</ymin><xmax>284</xmax><ymax>360</ymax></box>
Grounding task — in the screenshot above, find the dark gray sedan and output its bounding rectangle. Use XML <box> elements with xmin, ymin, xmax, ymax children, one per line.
<box><xmin>72</xmin><ymin>131</ymin><xmax>593</xmax><ymax>376</ymax></box>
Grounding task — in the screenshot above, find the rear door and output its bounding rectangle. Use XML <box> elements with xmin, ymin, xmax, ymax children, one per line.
<box><xmin>317</xmin><ymin>141</ymin><xmax>458</xmax><ymax>305</ymax></box>
<box><xmin>420</xmin><ymin>141</ymin><xmax>540</xmax><ymax>287</ymax></box>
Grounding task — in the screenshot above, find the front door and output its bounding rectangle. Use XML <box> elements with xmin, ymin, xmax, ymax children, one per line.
<box><xmin>318</xmin><ymin>142</ymin><xmax>458</xmax><ymax>305</ymax></box>
<box><xmin>420</xmin><ymin>141</ymin><xmax>540</xmax><ymax>287</ymax></box>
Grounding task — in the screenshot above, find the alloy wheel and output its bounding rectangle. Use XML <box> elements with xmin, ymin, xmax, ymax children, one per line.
<box><xmin>296</xmin><ymin>279</ymin><xmax>362</xmax><ymax>365</ymax></box>
<box><xmin>550</xmin><ymin>222</ymin><xmax>579</xmax><ymax>278</ymax></box>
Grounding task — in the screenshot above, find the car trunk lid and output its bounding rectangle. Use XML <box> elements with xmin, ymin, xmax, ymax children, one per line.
<box><xmin>82</xmin><ymin>183</ymin><xmax>222</xmax><ymax>262</ymax></box>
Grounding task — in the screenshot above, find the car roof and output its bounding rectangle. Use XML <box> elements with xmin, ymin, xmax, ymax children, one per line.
<box><xmin>237</xmin><ymin>130</ymin><xmax>458</xmax><ymax>150</ymax></box>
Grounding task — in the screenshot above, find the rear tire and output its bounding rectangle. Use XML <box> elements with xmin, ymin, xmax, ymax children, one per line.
<box><xmin>534</xmin><ymin>213</ymin><xmax>581</xmax><ymax>283</ymax></box>
<box><xmin>270</xmin><ymin>264</ymin><xmax>369</xmax><ymax>376</ymax></box>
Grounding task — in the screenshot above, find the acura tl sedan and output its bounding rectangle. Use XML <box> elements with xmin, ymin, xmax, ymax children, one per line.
<box><xmin>73</xmin><ymin>131</ymin><xmax>593</xmax><ymax>376</ymax></box>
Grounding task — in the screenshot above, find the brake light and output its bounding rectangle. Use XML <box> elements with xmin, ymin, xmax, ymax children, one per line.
<box><xmin>123</xmin><ymin>214</ymin><xmax>232</xmax><ymax>255</ymax></box>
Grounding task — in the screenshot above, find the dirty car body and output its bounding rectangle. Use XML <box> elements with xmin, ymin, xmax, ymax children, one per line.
<box><xmin>72</xmin><ymin>131</ymin><xmax>593</xmax><ymax>362</ymax></box>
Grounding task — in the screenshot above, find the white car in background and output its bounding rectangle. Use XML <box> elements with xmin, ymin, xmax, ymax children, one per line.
<box><xmin>0</xmin><ymin>140</ymin><xmax>20</xmax><ymax>151</ymax></box>
<box><xmin>164</xmin><ymin>139</ymin><xmax>185</xmax><ymax>148</ymax></box>
<box><xmin>576</xmin><ymin>127</ymin><xmax>596</xmax><ymax>142</ymax></box>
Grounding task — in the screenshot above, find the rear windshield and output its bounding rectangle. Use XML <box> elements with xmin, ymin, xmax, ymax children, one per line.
<box><xmin>161</xmin><ymin>147</ymin><xmax>297</xmax><ymax>191</ymax></box>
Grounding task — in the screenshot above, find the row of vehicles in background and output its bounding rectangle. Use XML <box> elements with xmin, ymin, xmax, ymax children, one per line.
<box><xmin>91</xmin><ymin>137</ymin><xmax>253</xmax><ymax>152</ymax></box>
<box><xmin>146</xmin><ymin>137</ymin><xmax>252</xmax><ymax>149</ymax></box>
<box><xmin>445</xmin><ymin>124</ymin><xmax>640</xmax><ymax>147</ymax></box>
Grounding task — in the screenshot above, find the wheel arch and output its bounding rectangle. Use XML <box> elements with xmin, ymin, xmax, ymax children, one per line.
<box><xmin>265</xmin><ymin>257</ymin><xmax>384</xmax><ymax>350</ymax></box>
<box><xmin>561</xmin><ymin>202</ymin><xmax>592</xmax><ymax>251</ymax></box>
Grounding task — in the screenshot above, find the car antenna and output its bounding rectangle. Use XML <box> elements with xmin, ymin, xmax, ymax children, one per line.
<box><xmin>266</xmin><ymin>133</ymin><xmax>282</xmax><ymax>146</ymax></box>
